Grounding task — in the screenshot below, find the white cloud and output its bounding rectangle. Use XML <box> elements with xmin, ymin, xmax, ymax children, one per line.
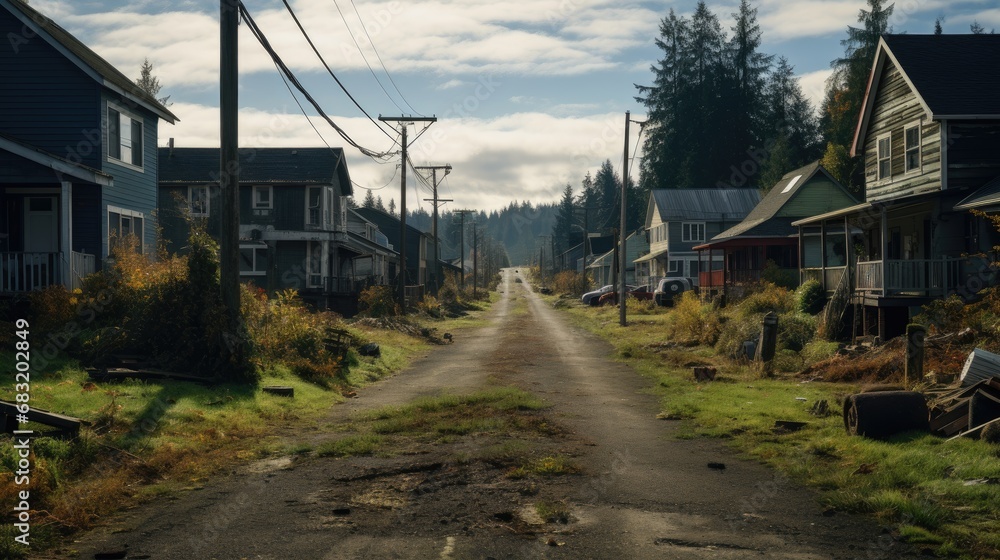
<box><xmin>758</xmin><ymin>0</ymin><xmax>861</xmax><ymax>41</ymax></box>
<box><xmin>161</xmin><ymin>103</ymin><xmax>637</xmax><ymax>212</ymax></box>
<box><xmin>435</xmin><ymin>79</ymin><xmax>465</xmax><ymax>90</ymax></box>
<box><xmin>797</xmin><ymin>68</ymin><xmax>833</xmax><ymax>114</ymax></box>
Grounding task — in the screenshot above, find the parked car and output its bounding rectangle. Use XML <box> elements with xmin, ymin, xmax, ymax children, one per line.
<box><xmin>598</xmin><ymin>284</ymin><xmax>653</xmax><ymax>306</ymax></box>
<box><xmin>653</xmin><ymin>278</ymin><xmax>695</xmax><ymax>306</ymax></box>
<box><xmin>581</xmin><ymin>285</ymin><xmax>615</xmax><ymax>306</ymax></box>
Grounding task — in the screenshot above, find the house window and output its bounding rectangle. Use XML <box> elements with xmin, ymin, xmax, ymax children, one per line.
<box><xmin>306</xmin><ymin>186</ymin><xmax>322</xmax><ymax>227</ymax></box>
<box><xmin>668</xmin><ymin>260</ymin><xmax>680</xmax><ymax>273</ymax></box>
<box><xmin>108</xmin><ymin>105</ymin><xmax>143</xmax><ymax>169</ymax></box>
<box><xmin>681</xmin><ymin>222</ymin><xmax>705</xmax><ymax>243</ymax></box>
<box><xmin>108</xmin><ymin>206</ymin><xmax>144</xmax><ymax>253</ymax></box>
<box><xmin>253</xmin><ymin>186</ymin><xmax>272</xmax><ymax>210</ymax></box>
<box><xmin>904</xmin><ymin>123</ymin><xmax>921</xmax><ymax>173</ymax></box>
<box><xmin>877</xmin><ymin>133</ymin><xmax>891</xmax><ymax>180</ymax></box>
<box><xmin>188</xmin><ymin>186</ymin><xmax>209</xmax><ymax>217</ymax></box>
<box><xmin>239</xmin><ymin>245</ymin><xmax>267</xmax><ymax>276</ymax></box>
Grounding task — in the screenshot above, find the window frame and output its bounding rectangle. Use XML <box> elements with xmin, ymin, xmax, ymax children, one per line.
<box><xmin>107</xmin><ymin>102</ymin><xmax>144</xmax><ymax>170</ymax></box>
<box><xmin>239</xmin><ymin>245</ymin><xmax>267</xmax><ymax>276</ymax></box>
<box><xmin>188</xmin><ymin>185</ymin><xmax>210</xmax><ymax>218</ymax></box>
<box><xmin>107</xmin><ymin>205</ymin><xmax>145</xmax><ymax>254</ymax></box>
<box><xmin>904</xmin><ymin>122</ymin><xmax>921</xmax><ymax>174</ymax></box>
<box><xmin>253</xmin><ymin>185</ymin><xmax>273</xmax><ymax>210</ymax></box>
<box><xmin>681</xmin><ymin>222</ymin><xmax>705</xmax><ymax>243</ymax></box>
<box><xmin>876</xmin><ymin>132</ymin><xmax>892</xmax><ymax>181</ymax></box>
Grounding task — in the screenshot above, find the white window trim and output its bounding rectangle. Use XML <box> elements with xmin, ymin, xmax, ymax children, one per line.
<box><xmin>668</xmin><ymin>259</ymin><xmax>680</xmax><ymax>273</ymax></box>
<box><xmin>106</xmin><ymin>102</ymin><xmax>145</xmax><ymax>172</ymax></box>
<box><xmin>188</xmin><ymin>185</ymin><xmax>210</xmax><ymax>217</ymax></box>
<box><xmin>681</xmin><ymin>222</ymin><xmax>705</xmax><ymax>243</ymax></box>
<box><xmin>306</xmin><ymin>186</ymin><xmax>323</xmax><ymax>228</ymax></box>
<box><xmin>904</xmin><ymin>122</ymin><xmax>922</xmax><ymax>174</ymax></box>
<box><xmin>876</xmin><ymin>131</ymin><xmax>892</xmax><ymax>182</ymax></box>
<box><xmin>107</xmin><ymin>205</ymin><xmax>145</xmax><ymax>253</ymax></box>
<box><xmin>239</xmin><ymin>244</ymin><xmax>267</xmax><ymax>276</ymax></box>
<box><xmin>253</xmin><ymin>185</ymin><xmax>273</xmax><ymax>210</ymax></box>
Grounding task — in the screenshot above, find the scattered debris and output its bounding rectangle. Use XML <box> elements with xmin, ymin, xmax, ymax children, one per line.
<box><xmin>843</xmin><ymin>391</ymin><xmax>929</xmax><ymax>439</ymax></box>
<box><xmin>773</xmin><ymin>420</ymin><xmax>808</xmax><ymax>434</ymax></box>
<box><xmin>692</xmin><ymin>366</ymin><xmax>717</xmax><ymax>382</ymax></box>
<box><xmin>1</xmin><ymin>399</ymin><xmax>82</xmax><ymax>436</ymax></box>
<box><xmin>443</xmin><ymin>333</ymin><xmax>453</xmax><ymax>343</ymax></box>
<box><xmin>262</xmin><ymin>386</ymin><xmax>294</xmax><ymax>398</ymax></box>
<box><xmin>358</xmin><ymin>343</ymin><xmax>381</xmax><ymax>357</ymax></box>
<box><xmin>928</xmin><ymin>378</ymin><xmax>1000</xmax><ymax>438</ymax></box>
<box><xmin>546</xmin><ymin>538</ymin><xmax>565</xmax><ymax>547</ymax></box>
<box><xmin>853</xmin><ymin>462</ymin><xmax>877</xmax><ymax>475</ymax></box>
<box><xmin>960</xmin><ymin>348</ymin><xmax>1000</xmax><ymax>387</ymax></box>
<box><xmin>963</xmin><ymin>478</ymin><xmax>1000</xmax><ymax>486</ymax></box>
<box><xmin>809</xmin><ymin>400</ymin><xmax>832</xmax><ymax>417</ymax></box>
<box><xmin>707</xmin><ymin>462</ymin><xmax>726</xmax><ymax>470</ymax></box>
<box><xmin>332</xmin><ymin>507</ymin><xmax>352</xmax><ymax>516</ymax></box>
<box><xmin>86</xmin><ymin>367</ymin><xmax>213</xmax><ymax>385</ymax></box>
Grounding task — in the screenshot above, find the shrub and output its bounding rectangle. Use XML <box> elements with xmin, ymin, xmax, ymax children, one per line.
<box><xmin>914</xmin><ymin>294</ymin><xmax>976</xmax><ymax>334</ymax></box>
<box><xmin>669</xmin><ymin>291</ymin><xmax>722</xmax><ymax>345</ymax></box>
<box><xmin>359</xmin><ymin>285</ymin><xmax>399</xmax><ymax>318</ymax></box>
<box><xmin>737</xmin><ymin>282</ymin><xmax>795</xmax><ymax>316</ymax></box>
<box><xmin>28</xmin><ymin>285</ymin><xmax>79</xmax><ymax>343</ymax></box>
<box><xmin>714</xmin><ymin>312</ymin><xmax>760</xmax><ymax>359</ymax></box>
<box><xmin>553</xmin><ymin>271</ymin><xmax>590</xmax><ymax>296</ymax></box>
<box><xmin>418</xmin><ymin>294</ymin><xmax>442</xmax><ymax>318</ymax></box>
<box><xmin>797</xmin><ymin>280</ymin><xmax>826</xmax><ymax>315</ymax></box>
<box><xmin>761</xmin><ymin>259</ymin><xmax>798</xmax><ymax>289</ymax></box>
<box><xmin>778</xmin><ymin>311</ymin><xmax>817</xmax><ymax>352</ymax></box>
<box><xmin>438</xmin><ymin>272</ymin><xmax>460</xmax><ymax>306</ymax></box>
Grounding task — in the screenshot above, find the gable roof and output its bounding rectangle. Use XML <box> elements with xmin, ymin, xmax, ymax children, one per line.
<box><xmin>955</xmin><ymin>174</ymin><xmax>1000</xmax><ymax>212</ymax></box>
<box><xmin>0</xmin><ymin>132</ymin><xmax>113</xmax><ymax>186</ymax></box>
<box><xmin>158</xmin><ymin>147</ymin><xmax>352</xmax><ymax>195</ymax></box>
<box><xmin>3</xmin><ymin>0</ymin><xmax>178</xmax><ymax>123</ymax></box>
<box><xmin>704</xmin><ymin>162</ymin><xmax>856</xmax><ymax>243</ymax></box>
<box><xmin>852</xmin><ymin>34</ymin><xmax>1000</xmax><ymax>155</ymax></box>
<box><xmin>354</xmin><ymin>206</ymin><xmax>428</xmax><ymax>239</ymax></box>
<box><xmin>647</xmin><ymin>188</ymin><xmax>761</xmax><ymax>225</ymax></box>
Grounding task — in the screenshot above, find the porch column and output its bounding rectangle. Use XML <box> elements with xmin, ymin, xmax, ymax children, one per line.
<box><xmin>880</xmin><ymin>206</ymin><xmax>888</xmax><ymax>295</ymax></box>
<box><xmin>61</xmin><ymin>181</ymin><xmax>72</xmax><ymax>287</ymax></box>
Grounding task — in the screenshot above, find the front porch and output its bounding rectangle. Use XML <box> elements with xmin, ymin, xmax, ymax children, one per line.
<box><xmin>0</xmin><ymin>251</ymin><xmax>95</xmax><ymax>293</ymax></box>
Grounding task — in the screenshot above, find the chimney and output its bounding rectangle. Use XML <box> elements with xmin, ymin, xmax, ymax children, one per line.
<box><xmin>168</xmin><ymin>137</ymin><xmax>174</xmax><ymax>155</ymax></box>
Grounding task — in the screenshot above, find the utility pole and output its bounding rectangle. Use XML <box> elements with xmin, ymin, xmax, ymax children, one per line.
<box><xmin>378</xmin><ymin>116</ymin><xmax>437</xmax><ymax>310</ymax></box>
<box><xmin>416</xmin><ymin>164</ymin><xmax>453</xmax><ymax>291</ymax></box>
<box><xmin>219</xmin><ymin>0</ymin><xmax>248</xmax><ymax>377</ymax></box>
<box><xmin>472</xmin><ymin>225</ymin><xmax>479</xmax><ymax>298</ymax></box>
<box><xmin>454</xmin><ymin>209</ymin><xmax>475</xmax><ymax>290</ymax></box>
<box><xmin>619</xmin><ymin>111</ymin><xmax>630</xmax><ymax>326</ymax></box>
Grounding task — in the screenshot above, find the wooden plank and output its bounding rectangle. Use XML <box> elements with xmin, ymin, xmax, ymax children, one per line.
<box><xmin>930</xmin><ymin>401</ymin><xmax>970</xmax><ymax>433</ymax></box>
<box><xmin>0</xmin><ymin>400</ymin><xmax>82</xmax><ymax>434</ymax></box>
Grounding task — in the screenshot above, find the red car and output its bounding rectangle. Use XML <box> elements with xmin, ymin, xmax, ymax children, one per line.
<box><xmin>598</xmin><ymin>285</ymin><xmax>654</xmax><ymax>305</ymax></box>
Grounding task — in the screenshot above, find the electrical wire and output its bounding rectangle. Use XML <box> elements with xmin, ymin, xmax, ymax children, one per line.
<box><xmin>280</xmin><ymin>0</ymin><xmax>396</xmax><ymax>142</ymax></box>
<box><xmin>347</xmin><ymin>0</ymin><xmax>423</xmax><ymax>116</ymax></box>
<box><xmin>272</xmin><ymin>58</ymin><xmax>333</xmax><ymax>151</ymax></box>
<box><xmin>329</xmin><ymin>0</ymin><xmax>407</xmax><ymax>114</ymax></box>
<box><xmin>240</xmin><ymin>2</ymin><xmax>397</xmax><ymax>161</ymax></box>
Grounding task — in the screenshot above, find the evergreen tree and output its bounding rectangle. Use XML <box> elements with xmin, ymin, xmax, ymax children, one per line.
<box><xmin>934</xmin><ymin>17</ymin><xmax>943</xmax><ymax>35</ymax></box>
<box><xmin>375</xmin><ymin>196</ymin><xmax>386</xmax><ymax>212</ymax></box>
<box><xmin>593</xmin><ymin>160</ymin><xmax>621</xmax><ymax>231</ymax></box>
<box><xmin>758</xmin><ymin>134</ymin><xmax>793</xmax><ymax>193</ymax></box>
<box><xmin>762</xmin><ymin>57</ymin><xmax>821</xmax><ymax>174</ymax></box>
<box><xmin>725</xmin><ymin>0</ymin><xmax>772</xmax><ymax>179</ymax></box>
<box><xmin>388</xmin><ymin>198</ymin><xmax>397</xmax><ymax>217</ymax></box>
<box><xmin>362</xmin><ymin>189</ymin><xmax>376</xmax><ymax>208</ymax></box>
<box><xmin>553</xmin><ymin>184</ymin><xmax>576</xmax><ymax>254</ymax></box>
<box><xmin>135</xmin><ymin>58</ymin><xmax>171</xmax><ymax>106</ymax></box>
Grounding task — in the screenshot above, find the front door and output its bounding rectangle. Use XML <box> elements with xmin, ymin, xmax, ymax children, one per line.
<box><xmin>24</xmin><ymin>196</ymin><xmax>58</xmax><ymax>253</ymax></box>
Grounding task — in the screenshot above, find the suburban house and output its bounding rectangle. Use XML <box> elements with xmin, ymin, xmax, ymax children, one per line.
<box><xmin>158</xmin><ymin>147</ymin><xmax>394</xmax><ymax>314</ymax></box>
<box><xmin>635</xmin><ymin>189</ymin><xmax>761</xmax><ymax>287</ymax></box>
<box><xmin>792</xmin><ymin>34</ymin><xmax>1000</xmax><ymax>339</ymax></box>
<box><xmin>0</xmin><ymin>0</ymin><xmax>178</xmax><ymax>294</ymax></box>
<box><xmin>586</xmin><ymin>231</ymin><xmax>649</xmax><ymax>287</ymax></box>
<box><xmin>354</xmin><ymin>206</ymin><xmax>444</xmax><ymax>293</ymax></box>
<box><xmin>693</xmin><ymin>162</ymin><xmax>857</xmax><ymax>294</ymax></box>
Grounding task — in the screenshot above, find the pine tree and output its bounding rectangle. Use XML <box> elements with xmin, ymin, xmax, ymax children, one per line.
<box><xmin>725</xmin><ymin>0</ymin><xmax>772</xmax><ymax>182</ymax></box>
<box><xmin>375</xmin><ymin>196</ymin><xmax>386</xmax><ymax>212</ymax></box>
<box><xmin>934</xmin><ymin>17</ymin><xmax>943</xmax><ymax>35</ymax></box>
<box><xmin>762</xmin><ymin>57</ymin><xmax>821</xmax><ymax>171</ymax></box>
<box><xmin>135</xmin><ymin>58</ymin><xmax>171</xmax><ymax>106</ymax></box>
<box><xmin>362</xmin><ymin>189</ymin><xmax>376</xmax><ymax>208</ymax></box>
<box><xmin>388</xmin><ymin>198</ymin><xmax>397</xmax><ymax>217</ymax></box>
<box><xmin>593</xmin><ymin>160</ymin><xmax>621</xmax><ymax>232</ymax></box>
<box><xmin>553</xmin><ymin>184</ymin><xmax>576</xmax><ymax>255</ymax></box>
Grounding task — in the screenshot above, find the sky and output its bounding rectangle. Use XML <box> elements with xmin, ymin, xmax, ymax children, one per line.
<box><xmin>27</xmin><ymin>0</ymin><xmax>1000</xmax><ymax>213</ymax></box>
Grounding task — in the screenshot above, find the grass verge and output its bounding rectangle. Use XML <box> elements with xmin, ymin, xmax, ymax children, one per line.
<box><xmin>556</xmin><ymin>300</ymin><xmax>1000</xmax><ymax>559</ymax></box>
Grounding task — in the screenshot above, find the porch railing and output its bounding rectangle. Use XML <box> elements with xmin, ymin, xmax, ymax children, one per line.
<box><xmin>71</xmin><ymin>251</ymin><xmax>96</xmax><ymax>290</ymax></box>
<box><xmin>801</xmin><ymin>267</ymin><xmax>846</xmax><ymax>293</ymax></box>
<box><xmin>1</xmin><ymin>252</ymin><xmax>62</xmax><ymax>293</ymax></box>
<box><xmin>856</xmin><ymin>258</ymin><xmax>965</xmax><ymax>296</ymax></box>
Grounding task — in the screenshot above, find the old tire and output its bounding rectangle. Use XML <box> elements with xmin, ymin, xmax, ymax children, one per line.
<box><xmin>843</xmin><ymin>391</ymin><xmax>929</xmax><ymax>440</ymax></box>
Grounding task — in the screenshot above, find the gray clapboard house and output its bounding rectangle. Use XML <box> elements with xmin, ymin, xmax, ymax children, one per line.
<box><xmin>635</xmin><ymin>189</ymin><xmax>761</xmax><ymax>287</ymax></box>
<box><xmin>793</xmin><ymin>34</ymin><xmax>1000</xmax><ymax>339</ymax></box>
<box><xmin>158</xmin><ymin>147</ymin><xmax>395</xmax><ymax>314</ymax></box>
<box><xmin>0</xmin><ymin>0</ymin><xmax>178</xmax><ymax>294</ymax></box>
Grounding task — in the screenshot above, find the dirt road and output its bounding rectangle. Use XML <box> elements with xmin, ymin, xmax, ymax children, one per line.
<box><xmin>58</xmin><ymin>269</ymin><xmax>916</xmax><ymax>559</ymax></box>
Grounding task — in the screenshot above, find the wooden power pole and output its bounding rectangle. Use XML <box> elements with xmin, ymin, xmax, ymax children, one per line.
<box><xmin>454</xmin><ymin>209</ymin><xmax>475</xmax><ymax>290</ymax></box>
<box><xmin>619</xmin><ymin>111</ymin><xmax>630</xmax><ymax>326</ymax></box>
<box><xmin>416</xmin><ymin>164</ymin><xmax>453</xmax><ymax>291</ymax></box>
<box><xmin>378</xmin><ymin>116</ymin><xmax>436</xmax><ymax>309</ymax></box>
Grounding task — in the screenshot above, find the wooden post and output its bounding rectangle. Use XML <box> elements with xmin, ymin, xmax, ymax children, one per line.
<box><xmin>905</xmin><ymin>324</ymin><xmax>926</xmax><ymax>386</ymax></box>
<box><xmin>756</xmin><ymin>311</ymin><xmax>779</xmax><ymax>376</ymax></box>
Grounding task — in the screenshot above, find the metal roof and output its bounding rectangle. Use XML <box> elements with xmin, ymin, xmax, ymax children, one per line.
<box><xmin>4</xmin><ymin>0</ymin><xmax>178</xmax><ymax>123</ymax></box>
<box><xmin>649</xmin><ymin>188</ymin><xmax>761</xmax><ymax>222</ymax></box>
<box><xmin>158</xmin><ymin>147</ymin><xmax>352</xmax><ymax>196</ymax></box>
<box><xmin>955</xmin><ymin>175</ymin><xmax>1000</xmax><ymax>211</ymax></box>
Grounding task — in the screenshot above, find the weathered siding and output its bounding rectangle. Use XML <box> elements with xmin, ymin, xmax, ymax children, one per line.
<box><xmin>274</xmin><ymin>186</ymin><xmax>305</xmax><ymax>230</ymax></box>
<box><xmin>276</xmin><ymin>240</ymin><xmax>307</xmax><ymax>290</ymax></box>
<box><xmin>668</xmin><ymin>220</ymin><xmax>726</xmax><ymax>254</ymax></box>
<box><xmin>0</xmin><ymin>8</ymin><xmax>101</xmax><ymax>167</ymax></box>
<box><xmin>863</xmin><ymin>60</ymin><xmax>941</xmax><ymax>203</ymax></box>
<box><xmin>779</xmin><ymin>178</ymin><xmax>858</xmax><ymax>218</ymax></box>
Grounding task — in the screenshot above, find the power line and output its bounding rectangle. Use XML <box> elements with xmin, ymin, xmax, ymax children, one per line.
<box><xmin>240</xmin><ymin>2</ymin><xmax>396</xmax><ymax>161</ymax></box>
<box><xmin>272</xmin><ymin>58</ymin><xmax>333</xmax><ymax>151</ymax></box>
<box><xmin>280</xmin><ymin>0</ymin><xmax>396</xmax><ymax>142</ymax></box>
<box><xmin>347</xmin><ymin>0</ymin><xmax>422</xmax><ymax>116</ymax></box>
<box><xmin>330</xmin><ymin>0</ymin><xmax>407</xmax><ymax>114</ymax></box>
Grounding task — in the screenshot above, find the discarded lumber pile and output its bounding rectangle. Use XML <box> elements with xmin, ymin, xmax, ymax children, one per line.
<box><xmin>928</xmin><ymin>378</ymin><xmax>1000</xmax><ymax>440</ymax></box>
<box><xmin>0</xmin><ymin>400</ymin><xmax>83</xmax><ymax>437</ymax></box>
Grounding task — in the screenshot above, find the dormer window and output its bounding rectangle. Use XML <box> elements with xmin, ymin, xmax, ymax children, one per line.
<box><xmin>904</xmin><ymin>123</ymin><xmax>921</xmax><ymax>173</ymax></box>
<box><xmin>876</xmin><ymin>133</ymin><xmax>891</xmax><ymax>181</ymax></box>
<box><xmin>108</xmin><ymin>104</ymin><xmax>143</xmax><ymax>169</ymax></box>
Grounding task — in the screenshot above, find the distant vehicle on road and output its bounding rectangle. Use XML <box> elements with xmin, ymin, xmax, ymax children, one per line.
<box><xmin>653</xmin><ymin>278</ymin><xmax>695</xmax><ymax>306</ymax></box>
<box><xmin>581</xmin><ymin>285</ymin><xmax>615</xmax><ymax>306</ymax></box>
<box><xmin>598</xmin><ymin>285</ymin><xmax>653</xmax><ymax>306</ymax></box>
